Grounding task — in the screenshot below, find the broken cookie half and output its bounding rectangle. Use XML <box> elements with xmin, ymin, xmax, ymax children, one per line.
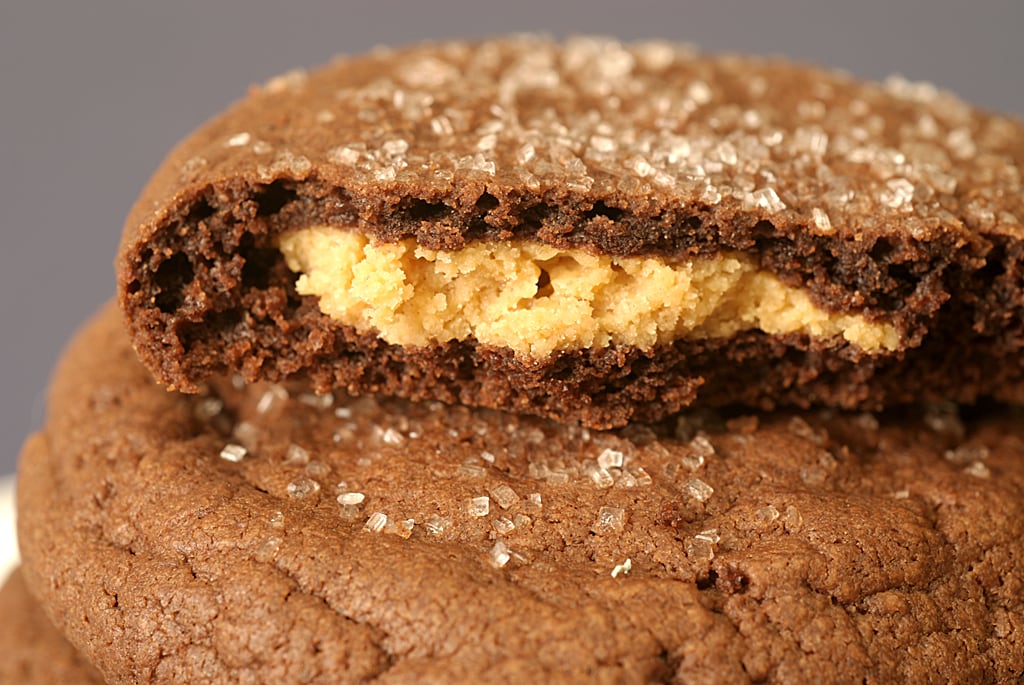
<box><xmin>118</xmin><ymin>36</ymin><xmax>1024</xmax><ymax>428</ymax></box>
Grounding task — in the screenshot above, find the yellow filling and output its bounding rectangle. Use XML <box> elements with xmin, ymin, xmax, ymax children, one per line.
<box><xmin>278</xmin><ymin>227</ymin><xmax>901</xmax><ymax>357</ymax></box>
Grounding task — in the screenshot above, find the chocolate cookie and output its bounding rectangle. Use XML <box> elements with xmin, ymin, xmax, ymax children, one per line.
<box><xmin>18</xmin><ymin>304</ymin><xmax>1024</xmax><ymax>683</ymax></box>
<box><xmin>0</xmin><ymin>568</ymin><xmax>106</xmax><ymax>685</ymax></box>
<box><xmin>116</xmin><ymin>36</ymin><xmax>1024</xmax><ymax>427</ymax></box>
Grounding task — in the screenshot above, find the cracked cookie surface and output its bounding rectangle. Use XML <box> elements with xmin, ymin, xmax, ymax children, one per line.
<box><xmin>0</xmin><ymin>568</ymin><xmax>106</xmax><ymax>685</ymax></box>
<box><xmin>17</xmin><ymin>304</ymin><xmax>1024</xmax><ymax>683</ymax></box>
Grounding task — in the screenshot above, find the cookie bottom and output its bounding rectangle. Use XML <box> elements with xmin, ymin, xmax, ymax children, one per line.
<box><xmin>0</xmin><ymin>568</ymin><xmax>106</xmax><ymax>685</ymax></box>
<box><xmin>18</xmin><ymin>304</ymin><xmax>1024</xmax><ymax>684</ymax></box>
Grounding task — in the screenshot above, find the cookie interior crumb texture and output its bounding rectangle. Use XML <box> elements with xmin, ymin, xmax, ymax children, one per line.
<box><xmin>117</xmin><ymin>36</ymin><xmax>1024</xmax><ymax>426</ymax></box>
<box><xmin>279</xmin><ymin>228</ymin><xmax>902</xmax><ymax>356</ymax></box>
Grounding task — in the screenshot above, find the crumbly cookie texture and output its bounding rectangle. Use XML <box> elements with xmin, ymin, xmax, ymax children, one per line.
<box><xmin>18</xmin><ymin>305</ymin><xmax>1024</xmax><ymax>684</ymax></box>
<box><xmin>0</xmin><ymin>569</ymin><xmax>106</xmax><ymax>685</ymax></box>
<box><xmin>279</xmin><ymin>228</ymin><xmax>901</xmax><ymax>356</ymax></box>
<box><xmin>117</xmin><ymin>36</ymin><xmax>1024</xmax><ymax>426</ymax></box>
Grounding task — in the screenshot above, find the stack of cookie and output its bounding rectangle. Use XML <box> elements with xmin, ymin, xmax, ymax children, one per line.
<box><xmin>5</xmin><ymin>37</ymin><xmax>1024</xmax><ymax>684</ymax></box>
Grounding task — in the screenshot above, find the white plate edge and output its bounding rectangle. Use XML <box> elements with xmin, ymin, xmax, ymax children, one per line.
<box><xmin>0</xmin><ymin>475</ymin><xmax>18</xmax><ymax>585</ymax></box>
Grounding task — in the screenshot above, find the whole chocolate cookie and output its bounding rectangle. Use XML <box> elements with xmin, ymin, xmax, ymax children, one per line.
<box><xmin>117</xmin><ymin>36</ymin><xmax>1024</xmax><ymax>428</ymax></box>
<box><xmin>0</xmin><ymin>568</ymin><xmax>106</xmax><ymax>685</ymax></box>
<box><xmin>18</xmin><ymin>304</ymin><xmax>1024</xmax><ymax>683</ymax></box>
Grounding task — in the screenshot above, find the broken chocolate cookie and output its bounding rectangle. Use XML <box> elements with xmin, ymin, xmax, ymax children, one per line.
<box><xmin>117</xmin><ymin>36</ymin><xmax>1024</xmax><ymax>427</ymax></box>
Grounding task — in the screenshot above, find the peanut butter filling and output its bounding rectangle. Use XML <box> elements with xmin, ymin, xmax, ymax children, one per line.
<box><xmin>278</xmin><ymin>227</ymin><xmax>901</xmax><ymax>357</ymax></box>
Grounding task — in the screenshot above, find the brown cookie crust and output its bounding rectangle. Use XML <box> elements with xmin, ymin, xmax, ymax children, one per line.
<box><xmin>18</xmin><ymin>304</ymin><xmax>1024</xmax><ymax>683</ymax></box>
<box><xmin>115</xmin><ymin>37</ymin><xmax>1024</xmax><ymax>427</ymax></box>
<box><xmin>0</xmin><ymin>568</ymin><xmax>106</xmax><ymax>685</ymax></box>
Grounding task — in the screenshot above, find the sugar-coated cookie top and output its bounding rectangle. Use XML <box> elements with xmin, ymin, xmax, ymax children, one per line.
<box><xmin>126</xmin><ymin>35</ymin><xmax>1023</xmax><ymax>253</ymax></box>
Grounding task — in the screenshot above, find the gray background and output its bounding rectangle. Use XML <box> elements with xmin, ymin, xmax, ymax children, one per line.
<box><xmin>1</xmin><ymin>0</ymin><xmax>1022</xmax><ymax>476</ymax></box>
